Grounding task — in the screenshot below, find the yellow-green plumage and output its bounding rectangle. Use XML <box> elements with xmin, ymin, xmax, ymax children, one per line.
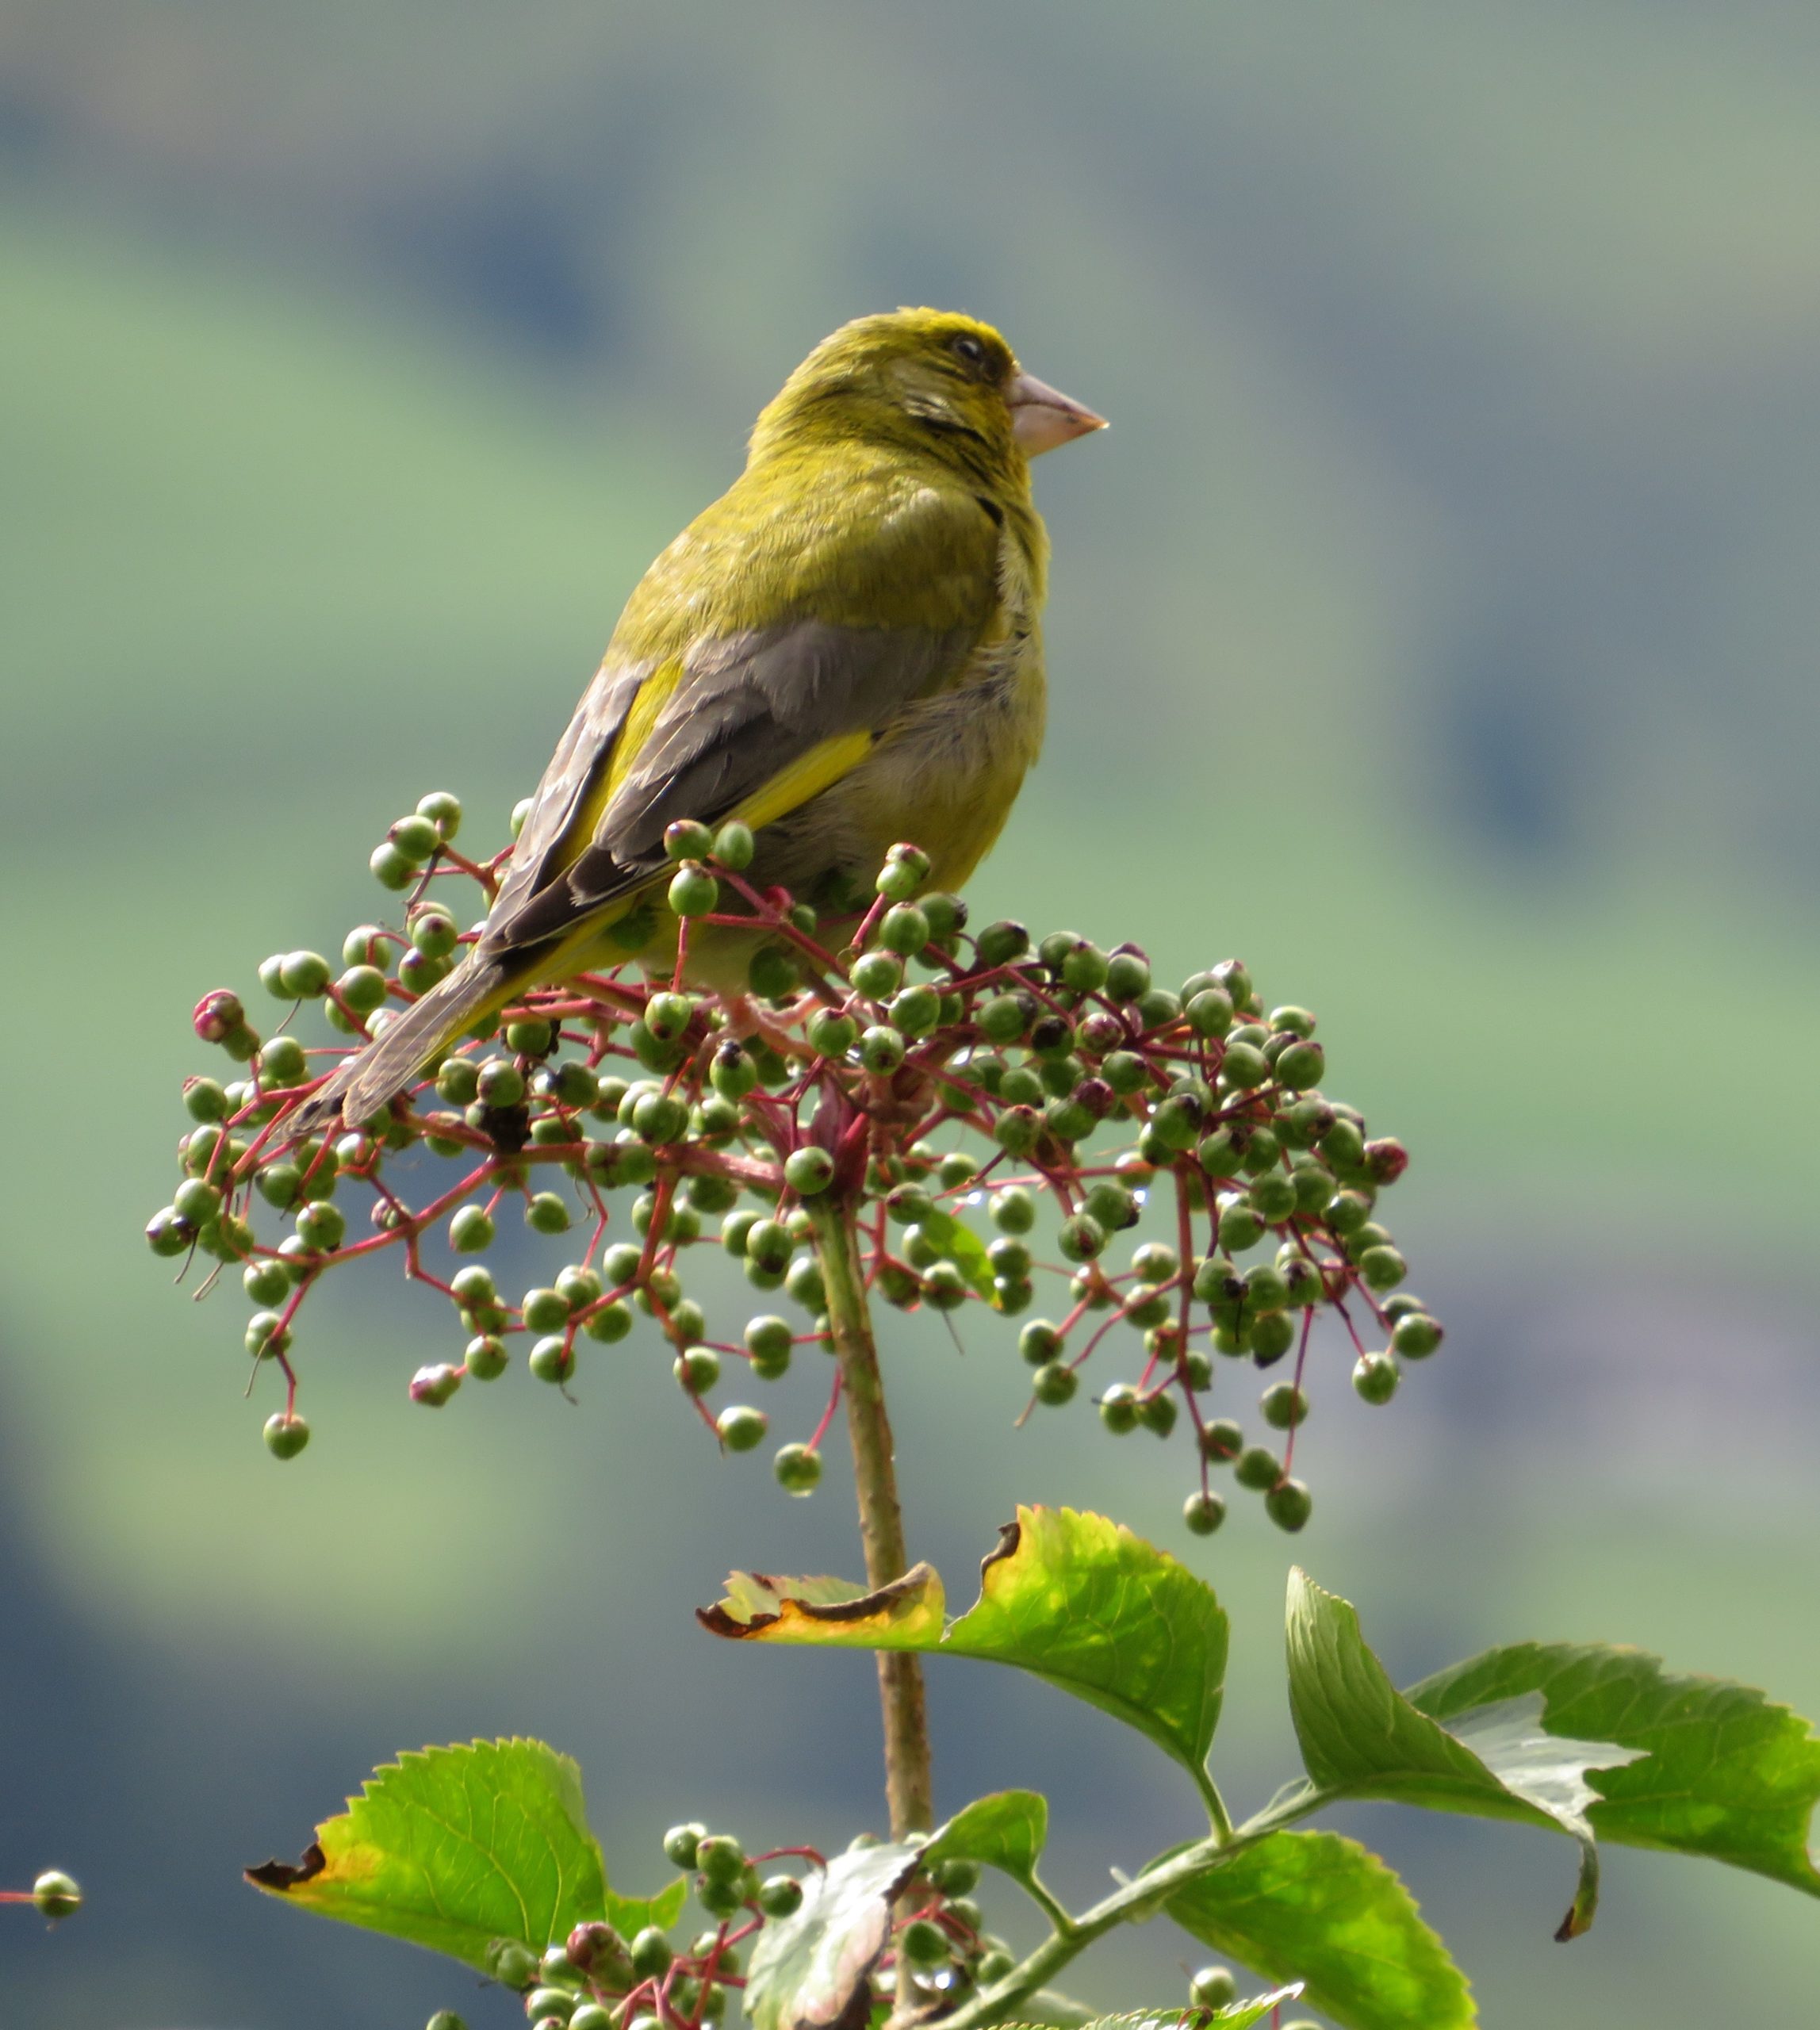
<box><xmin>297</xmin><ymin>308</ymin><xmax>1102</xmax><ymax>1132</ymax></box>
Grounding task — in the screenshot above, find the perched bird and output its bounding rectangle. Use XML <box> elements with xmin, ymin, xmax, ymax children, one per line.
<box><xmin>297</xmin><ymin>308</ymin><xmax>1104</xmax><ymax>1133</ymax></box>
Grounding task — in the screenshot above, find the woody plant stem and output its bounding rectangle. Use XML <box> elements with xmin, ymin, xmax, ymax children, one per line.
<box><xmin>804</xmin><ymin>1190</ymin><xmax>933</xmax><ymax>1839</ymax></box>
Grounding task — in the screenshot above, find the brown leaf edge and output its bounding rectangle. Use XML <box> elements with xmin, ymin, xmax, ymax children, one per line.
<box><xmin>696</xmin><ymin>1562</ymin><xmax>942</xmax><ymax>1640</ymax></box>
<box><xmin>247</xmin><ymin>1841</ymin><xmax>327</xmax><ymax>1892</ymax></box>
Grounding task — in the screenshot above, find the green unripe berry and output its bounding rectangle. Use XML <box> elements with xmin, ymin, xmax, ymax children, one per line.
<box><xmin>1059</xmin><ymin>938</ymin><xmax>1109</xmax><ymax>993</ymax></box>
<box><xmin>570</xmin><ymin>2009</ymin><xmax>613</xmax><ymax>2030</ymax></box>
<box><xmin>773</xmin><ymin>1442</ymin><xmax>822</xmax><ymax>1495</ymax></box>
<box><xmin>1392</xmin><ymin>1312</ymin><xmax>1444</xmax><ymax>1359</ymax></box>
<box><xmin>1358</xmin><ymin>1243</ymin><xmax>1408</xmax><ymax>1291</ymax></box>
<box><xmin>1101</xmin><ymin>1049</ymin><xmax>1148</xmax><ymax>1095</ymax></box>
<box><xmin>263</xmin><ymin>1412</ymin><xmax>310</xmax><ymax>1461</ymax></box>
<box><xmin>667</xmin><ymin>862</ymin><xmax>719</xmax><ymax>917</ymax></box>
<box><xmin>464</xmin><ymin>1335</ymin><xmax>509</xmax><ymax>1380</ymax></box>
<box><xmin>1241</xmin><ymin>1263</ymin><xmax>1289</xmax><ymax>1313</ymax></box>
<box><xmin>528</xmin><ymin>1336</ymin><xmax>574</xmax><ymax>1385</ymax></box>
<box><xmin>526</xmin><ymin>1192</ymin><xmax>572</xmax><ymax>1235</ymax></box>
<box><xmin>709</xmin><ymin>1043</ymin><xmax>760</xmax><ymax>1098</ymax></box>
<box><xmin>989</xmin><ymin>1186</ymin><xmax>1036</xmax><ymax>1234</ymax></box>
<box><xmin>921</xmin><ymin>1261</ymin><xmax>969</xmax><ymax>1309</ymax></box>
<box><xmin>976</xmin><ymin>993</ymin><xmax>1030</xmax><ymax>1044</ymax></box>
<box><xmin>294</xmin><ymin>1201</ymin><xmax>346</xmax><ymax>1251</ymax></box>
<box><xmin>1192</xmin><ymin>1254</ymin><xmax>1238</xmax><ymax>1304</ymax></box>
<box><xmin>1261</xmin><ymin>1381</ymin><xmax>1308</xmax><ymax>1429</ymax></box>
<box><xmin>859</xmin><ymin>1025</ymin><xmax>906</xmax><ymax>1074</ymax></box>
<box><xmin>1219</xmin><ymin>1041</ymin><xmax>1268</xmax><ymax>1089</ymax></box>
<box><xmin>1320</xmin><ymin>1116</ymin><xmax>1367</xmax><ymax>1169</ymax></box>
<box><xmin>851</xmin><ymin>950</ymin><xmax>904</xmax><ymax>1001</ymax></box>
<box><xmin>899</xmin><ymin>1918</ymin><xmax>949</xmax><ymax>1967</ymax></box>
<box><xmin>449</xmin><ymin>1206</ymin><xmax>495</xmax><ymax>1253</ymax></box>
<box><xmin>807</xmin><ymin>1009</ymin><xmax>858</xmax><ymax>1058</ymax></box>
<box><xmin>746</xmin><ymin>943</ymin><xmax>799</xmax><ymax>1000</ymax></box>
<box><xmin>889</xmin><ymin>983</ymin><xmax>941</xmax><ymax>1036</ymax></box>
<box><xmin>1098</xmin><ymin>1384</ymin><xmax>1140</xmax><ymax>1433</ymax></box>
<box><xmin>973</xmin><ymin>918</ymin><xmax>1029</xmax><ymax>966</ymax></box>
<box><xmin>718</xmin><ymin>1404</ymin><xmax>768</xmax><ymax>1452</ymax></box>
<box><xmin>1104</xmin><ymin>949</ymin><xmax>1151</xmax><ymax>1000</ymax></box>
<box><xmin>1200</xmin><ymin>1418</ymin><xmax>1243</xmax><ymax>1461</ymax></box>
<box><xmin>1138</xmin><ymin>1390</ymin><xmax>1178</xmax><ymax>1437</ymax></box>
<box><xmin>662</xmin><ymin>818</ymin><xmax>715</xmax><ymax>864</ymax></box>
<box><xmin>1217</xmin><ymin>1200</ymin><xmax>1263</xmax><ymax>1253</ymax></box>
<box><xmin>30</xmin><ymin>1869</ymin><xmax>82</xmax><ymax>1921</ymax></box>
<box><xmin>757</xmin><ymin>1874</ymin><xmax>804</xmax><ymax>1918</ymax></box>
<box><xmin>1082</xmin><ymin>1182</ymin><xmax>1137</xmax><ymax>1234</ymax></box>
<box><xmin>1018</xmin><ymin>1320</ymin><xmax>1063</xmax><ymax>1366</ymax></box>
<box><xmin>1189</xmin><ymin>1965</ymin><xmax>1237</xmax><ymax>2009</ymax></box>
<box><xmin>1183</xmin><ymin>1492</ymin><xmax>1226</xmax><ymax>1537</ymax></box>
<box><xmin>1031</xmin><ymin>1360</ymin><xmax>1077</xmax><ymax>1406</ymax></box>
<box><xmin>1266</xmin><ymin>1477</ymin><xmax>1313</xmax><ymax>1532</ymax></box>
<box><xmin>784</xmin><ymin>1254</ymin><xmax>826</xmax><ymax>1312</ymax></box>
<box><xmin>1185</xmin><ymin>988</ymin><xmax>1234</xmax><ymax>1038</ymax></box>
<box><xmin>370</xmin><ymin>841</ymin><xmax>416</xmax><ymax>889</ymax></box>
<box><xmin>674</xmin><ymin>1347</ymin><xmax>719</xmax><ymax>1395</ymax></box>
<box><xmin>1276</xmin><ymin>1038</ymin><xmax>1325</xmax><ymax>1090</ymax></box>
<box><xmin>580</xmin><ymin>1300</ymin><xmax>630</xmax><ymax>1343</ymax></box>
<box><xmin>337</xmin><ymin>963</ymin><xmax>389</xmax><ymax>1015</ymax></box>
<box><xmin>522</xmin><ymin>1287</ymin><xmax>570</xmax><ymax>1332</ymax></box>
<box><xmin>998</xmin><ymin>1066</ymin><xmax>1044</xmax><ymax>1107</ymax></box>
<box><xmin>1234</xmin><ymin>1445</ymin><xmax>1282</xmax><ymax>1491</ymax></box>
<box><xmin>1056</xmin><ymin>1213</ymin><xmax>1105</xmax><ymax>1263</ymax></box>
<box><xmin>245</xmin><ymin>1310</ymin><xmax>291</xmax><ymax>1358</ymax></box>
<box><xmin>173</xmin><ymin>1176</ymin><xmax>223</xmax><ymax>1227</ymax></box>
<box><xmin>1248</xmin><ymin>1311</ymin><xmax>1296</xmax><ymax>1365</ymax></box>
<box><xmin>878</xmin><ymin>903</ymin><xmax>930</xmax><ymax>956</ymax></box>
<box><xmin>643</xmin><ymin>991</ymin><xmax>694</xmax><ymax>1044</ymax></box>
<box><xmin>711</xmin><ymin>820</ymin><xmax>755</xmax><ymax>870</ymax></box>
<box><xmin>1353</xmin><ymin>1351</ymin><xmax>1400</xmax><ymax>1404</ymax></box>
<box><xmin>986</xmin><ymin>1237</ymin><xmax>1032</xmax><ymax>1279</ymax></box>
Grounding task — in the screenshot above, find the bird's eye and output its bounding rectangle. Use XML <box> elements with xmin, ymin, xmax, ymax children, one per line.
<box><xmin>950</xmin><ymin>333</ymin><xmax>987</xmax><ymax>370</ymax></box>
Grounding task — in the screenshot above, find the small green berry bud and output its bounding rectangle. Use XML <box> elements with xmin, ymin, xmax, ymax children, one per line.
<box><xmin>774</xmin><ymin>1442</ymin><xmax>822</xmax><ymax>1494</ymax></box>
<box><xmin>675</xmin><ymin>1348</ymin><xmax>720</xmax><ymax>1395</ymax></box>
<box><xmin>718</xmin><ymin>1404</ymin><xmax>768</xmax><ymax>1452</ymax></box>
<box><xmin>30</xmin><ymin>1870</ymin><xmax>81</xmax><ymax>1921</ymax></box>
<box><xmin>1056</xmin><ymin>1214</ymin><xmax>1105</xmax><ymax>1263</ymax></box>
<box><xmin>878</xmin><ymin>903</ymin><xmax>930</xmax><ymax>956</ymax></box>
<box><xmin>449</xmin><ymin>1205</ymin><xmax>494</xmax><ymax>1252</ymax></box>
<box><xmin>1391</xmin><ymin>1312</ymin><xmax>1443</xmax><ymax>1359</ymax></box>
<box><xmin>664</xmin><ymin>819</ymin><xmax>715</xmax><ymax>863</ymax></box>
<box><xmin>1031</xmin><ymin>1360</ymin><xmax>1077</xmax><ymax>1406</ymax></box>
<box><xmin>1234</xmin><ymin>1445</ymin><xmax>1282</xmax><ymax>1491</ymax></box>
<box><xmin>1182</xmin><ymin>1492</ymin><xmax>1226</xmax><ymax>1537</ymax></box>
<box><xmin>1266</xmin><ymin>1477</ymin><xmax>1313</xmax><ymax>1532</ymax></box>
<box><xmin>263</xmin><ymin>1412</ymin><xmax>310</xmax><ymax>1461</ymax></box>
<box><xmin>1099</xmin><ymin>1384</ymin><xmax>1139</xmax><ymax>1434</ymax></box>
<box><xmin>668</xmin><ymin>863</ymin><xmax>719</xmax><ymax>917</ymax></box>
<box><xmin>711</xmin><ymin>820</ymin><xmax>754</xmax><ymax>869</ymax></box>
<box><xmin>1189</xmin><ymin>1965</ymin><xmax>1236</xmax><ymax>2009</ymax></box>
<box><xmin>859</xmin><ymin>1025</ymin><xmax>906</xmax><ymax>1074</ymax></box>
<box><xmin>1261</xmin><ymin>1381</ymin><xmax>1308</xmax><ymax>1429</ymax></box>
<box><xmin>757</xmin><ymin>1873</ymin><xmax>803</xmax><ymax>1917</ymax></box>
<box><xmin>528</xmin><ymin>1336</ymin><xmax>575</xmax><ymax>1385</ymax></box>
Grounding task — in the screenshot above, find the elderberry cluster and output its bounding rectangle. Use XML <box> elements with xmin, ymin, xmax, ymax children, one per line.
<box><xmin>149</xmin><ymin>787</ymin><xmax>1440</xmax><ymax>1533</ymax></box>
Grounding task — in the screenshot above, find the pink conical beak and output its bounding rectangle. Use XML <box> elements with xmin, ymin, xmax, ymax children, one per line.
<box><xmin>1008</xmin><ymin>371</ymin><xmax>1108</xmax><ymax>456</ymax></box>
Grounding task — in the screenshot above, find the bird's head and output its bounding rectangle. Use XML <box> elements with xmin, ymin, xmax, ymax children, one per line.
<box><xmin>750</xmin><ymin>308</ymin><xmax>1105</xmax><ymax>477</ymax></box>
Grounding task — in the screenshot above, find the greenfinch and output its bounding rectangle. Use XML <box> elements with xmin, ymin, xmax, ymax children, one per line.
<box><xmin>299</xmin><ymin>307</ymin><xmax>1103</xmax><ymax>1132</ymax></box>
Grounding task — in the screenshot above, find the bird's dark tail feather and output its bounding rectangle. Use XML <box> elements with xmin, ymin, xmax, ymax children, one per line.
<box><xmin>286</xmin><ymin>953</ymin><xmax>515</xmax><ymax>1136</ymax></box>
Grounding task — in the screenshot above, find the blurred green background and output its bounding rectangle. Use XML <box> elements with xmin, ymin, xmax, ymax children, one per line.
<box><xmin>2</xmin><ymin>3</ymin><xmax>1818</xmax><ymax>2024</ymax></box>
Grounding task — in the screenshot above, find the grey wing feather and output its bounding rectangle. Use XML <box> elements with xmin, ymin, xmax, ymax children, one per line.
<box><xmin>485</xmin><ymin>619</ymin><xmax>972</xmax><ymax>954</ymax></box>
<box><xmin>485</xmin><ymin>658</ymin><xmax>651</xmax><ymax>936</ymax></box>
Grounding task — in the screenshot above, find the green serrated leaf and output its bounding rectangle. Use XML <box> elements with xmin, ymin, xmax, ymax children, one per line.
<box><xmin>1167</xmin><ymin>1830</ymin><xmax>1474</xmax><ymax>2030</ymax></box>
<box><xmin>918</xmin><ymin>1205</ymin><xmax>995</xmax><ymax>1300</ymax></box>
<box><xmin>1407</xmin><ymin>1636</ymin><xmax>1820</xmax><ymax>1902</ymax></box>
<box><xmin>699</xmin><ymin>1510</ymin><xmax>1229</xmax><ymax>1789</ymax></box>
<box><xmin>245</xmin><ymin>1738</ymin><xmax>680</xmax><ymax>1973</ymax></box>
<box><xmin>944</xmin><ymin>1510</ymin><xmax>1228</xmax><ymax>1783</ymax></box>
<box><xmin>1284</xmin><ymin>1569</ymin><xmax>1645</xmax><ymax>1936</ymax></box>
<box><xmin>924</xmin><ymin>1790</ymin><xmax>1048</xmax><ymax>1887</ymax></box>
<box><xmin>745</xmin><ymin>1840</ymin><xmax>921</xmax><ymax>2030</ymax></box>
<box><xmin>1001</xmin><ymin>1999</ymin><xmax>1301</xmax><ymax>2030</ymax></box>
